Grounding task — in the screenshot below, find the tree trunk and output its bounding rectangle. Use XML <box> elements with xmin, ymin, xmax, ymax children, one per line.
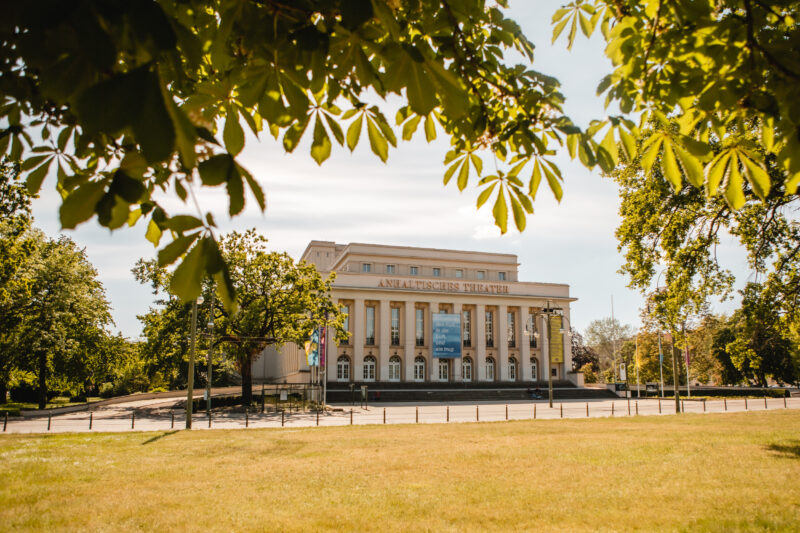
<box><xmin>0</xmin><ymin>378</ymin><xmax>7</xmax><ymax>404</ymax></box>
<box><xmin>38</xmin><ymin>350</ymin><xmax>47</xmax><ymax>410</ymax></box>
<box><xmin>241</xmin><ymin>354</ymin><xmax>253</xmax><ymax>406</ymax></box>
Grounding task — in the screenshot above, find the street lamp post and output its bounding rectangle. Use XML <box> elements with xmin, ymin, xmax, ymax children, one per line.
<box><xmin>206</xmin><ymin>291</ymin><xmax>215</xmax><ymax>415</ymax></box>
<box><xmin>186</xmin><ymin>295</ymin><xmax>203</xmax><ymax>429</ymax></box>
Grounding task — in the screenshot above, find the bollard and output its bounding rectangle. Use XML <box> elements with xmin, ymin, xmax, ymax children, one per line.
<box><xmin>383</xmin><ymin>408</ymin><xmax>386</xmax><ymax>425</ymax></box>
<box><xmin>416</xmin><ymin>406</ymin><xmax>419</xmax><ymax>424</ymax></box>
<box><xmin>764</xmin><ymin>396</ymin><xmax>768</xmax><ymax>409</ymax></box>
<box><xmin>505</xmin><ymin>404</ymin><xmax>508</xmax><ymax>421</ymax></box>
<box><xmin>208</xmin><ymin>413</ymin><xmax>211</xmax><ymax>428</ymax></box>
<box><xmin>745</xmin><ymin>397</ymin><xmax>748</xmax><ymax>410</ymax></box>
<box><xmin>350</xmin><ymin>409</ymin><xmax>353</xmax><ymax>425</ymax></box>
<box><xmin>89</xmin><ymin>412</ymin><xmax>93</xmax><ymax>430</ymax></box>
<box><xmin>476</xmin><ymin>405</ymin><xmax>479</xmax><ymax>422</ymax></box>
<box><xmin>703</xmin><ymin>399</ymin><xmax>706</xmax><ymax>412</ymax></box>
<box><xmin>245</xmin><ymin>410</ymin><xmax>249</xmax><ymax>428</ymax></box>
<box><xmin>681</xmin><ymin>399</ymin><xmax>685</xmax><ymax>413</ymax></box>
<box><xmin>612</xmin><ymin>402</ymin><xmax>615</xmax><ymax>416</ymax></box>
<box><xmin>560</xmin><ymin>404</ymin><xmax>563</xmax><ymax>418</ymax></box>
<box><xmin>317</xmin><ymin>411</ymin><xmax>320</xmax><ymax>426</ymax></box>
<box><xmin>48</xmin><ymin>413</ymin><xmax>51</xmax><ymax>431</ymax></box>
<box><xmin>132</xmin><ymin>412</ymin><xmax>135</xmax><ymax>429</ymax></box>
<box><xmin>784</xmin><ymin>397</ymin><xmax>787</xmax><ymax>409</ymax></box>
<box><xmin>281</xmin><ymin>411</ymin><xmax>285</xmax><ymax>427</ymax></box>
<box><xmin>534</xmin><ymin>404</ymin><xmax>536</xmax><ymax>419</ymax></box>
<box><xmin>635</xmin><ymin>401</ymin><xmax>638</xmax><ymax>416</ymax></box>
<box><xmin>658</xmin><ymin>397</ymin><xmax>661</xmax><ymax>414</ymax></box>
<box><xmin>446</xmin><ymin>406</ymin><xmax>449</xmax><ymax>423</ymax></box>
<box><xmin>724</xmin><ymin>398</ymin><xmax>727</xmax><ymax>411</ymax></box>
<box><xmin>586</xmin><ymin>403</ymin><xmax>589</xmax><ymax>417</ymax></box>
<box><xmin>627</xmin><ymin>398</ymin><xmax>631</xmax><ymax>416</ymax></box>
<box><xmin>171</xmin><ymin>412</ymin><xmax>175</xmax><ymax>429</ymax></box>
<box><xmin>3</xmin><ymin>412</ymin><xmax>7</xmax><ymax>432</ymax></box>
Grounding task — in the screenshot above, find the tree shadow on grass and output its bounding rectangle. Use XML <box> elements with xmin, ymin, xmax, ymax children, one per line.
<box><xmin>141</xmin><ymin>430</ymin><xmax>179</xmax><ymax>445</ymax></box>
<box><xmin>766</xmin><ymin>440</ymin><xmax>800</xmax><ymax>459</ymax></box>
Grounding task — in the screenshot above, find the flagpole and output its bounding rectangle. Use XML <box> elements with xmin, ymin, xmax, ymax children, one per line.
<box><xmin>635</xmin><ymin>331</ymin><xmax>640</xmax><ymax>398</ymax></box>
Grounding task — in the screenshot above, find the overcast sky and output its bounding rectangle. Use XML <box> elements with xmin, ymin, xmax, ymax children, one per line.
<box><xmin>29</xmin><ymin>1</ymin><xmax>750</xmax><ymax>339</ymax></box>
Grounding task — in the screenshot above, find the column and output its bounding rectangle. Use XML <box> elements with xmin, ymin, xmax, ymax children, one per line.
<box><xmin>379</xmin><ymin>300</ymin><xmax>390</xmax><ymax>382</ymax></box>
<box><xmin>498</xmin><ymin>304</ymin><xmax>508</xmax><ymax>381</ymax></box>
<box><xmin>353</xmin><ymin>298</ymin><xmax>365</xmax><ymax>381</ymax></box>
<box><xmin>541</xmin><ymin>312</ymin><xmax>549</xmax><ymax>382</ymax></box>
<box><xmin>452</xmin><ymin>302</ymin><xmax>462</xmax><ymax>382</ymax></box>
<box><xmin>520</xmin><ymin>307</ymin><xmax>532</xmax><ymax>381</ymax></box>
<box><xmin>404</xmin><ymin>301</ymin><xmax>415</xmax><ymax>382</ymax></box>
<box><xmin>475</xmin><ymin>303</ymin><xmax>486</xmax><ymax>381</ymax></box>
<box><xmin>428</xmin><ymin>302</ymin><xmax>436</xmax><ymax>381</ymax></box>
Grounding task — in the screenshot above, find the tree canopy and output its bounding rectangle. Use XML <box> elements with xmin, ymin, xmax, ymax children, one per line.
<box><xmin>1</xmin><ymin>0</ymin><xmax>798</xmax><ymax>307</ymax></box>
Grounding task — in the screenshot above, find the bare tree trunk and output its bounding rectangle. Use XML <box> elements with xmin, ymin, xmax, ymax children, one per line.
<box><xmin>241</xmin><ymin>354</ymin><xmax>253</xmax><ymax>406</ymax></box>
<box><xmin>0</xmin><ymin>378</ymin><xmax>7</xmax><ymax>404</ymax></box>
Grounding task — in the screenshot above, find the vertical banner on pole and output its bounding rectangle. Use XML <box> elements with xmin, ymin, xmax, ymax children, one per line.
<box><xmin>549</xmin><ymin>316</ymin><xmax>563</xmax><ymax>364</ymax></box>
<box><xmin>305</xmin><ymin>328</ymin><xmax>320</xmax><ymax>367</ymax></box>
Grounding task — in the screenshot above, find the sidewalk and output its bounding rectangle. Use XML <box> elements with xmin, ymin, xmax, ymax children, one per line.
<box><xmin>3</xmin><ymin>396</ymin><xmax>798</xmax><ymax>434</ymax></box>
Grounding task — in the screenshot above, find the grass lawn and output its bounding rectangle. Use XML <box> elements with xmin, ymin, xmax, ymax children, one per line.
<box><xmin>2</xmin><ymin>411</ymin><xmax>799</xmax><ymax>532</ymax></box>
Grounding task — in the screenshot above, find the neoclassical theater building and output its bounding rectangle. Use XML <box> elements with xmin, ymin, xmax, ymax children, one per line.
<box><xmin>253</xmin><ymin>241</ymin><xmax>578</xmax><ymax>386</ymax></box>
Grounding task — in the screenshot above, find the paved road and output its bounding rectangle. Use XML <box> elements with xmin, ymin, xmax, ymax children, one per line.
<box><xmin>3</xmin><ymin>397</ymin><xmax>798</xmax><ymax>434</ymax></box>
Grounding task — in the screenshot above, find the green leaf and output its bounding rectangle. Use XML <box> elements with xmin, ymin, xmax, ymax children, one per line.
<box><xmin>724</xmin><ymin>155</ymin><xmax>745</xmax><ymax>209</ymax></box>
<box><xmin>157</xmin><ymin>232</ymin><xmax>200</xmax><ymax>266</ymax></box>
<box><xmin>110</xmin><ymin>171</ymin><xmax>146</xmax><ymax>203</ymax></box>
<box><xmin>510</xmin><ymin>194</ymin><xmax>526</xmax><ymax>232</ymax></box>
<box><xmin>578</xmin><ymin>12</ymin><xmax>593</xmax><ymax>37</ymax></box>
<box><xmin>567</xmin><ymin>16</ymin><xmax>578</xmax><ymax>50</ymax></box>
<box><xmin>346</xmin><ymin>114</ymin><xmax>363</xmax><ymax>152</ymax></box>
<box><xmin>310</xmin><ymin>115</ymin><xmax>332</xmax><ymax>165</ymax></box>
<box><xmin>470</xmin><ymin>154</ymin><xmax>483</xmax><ymax>176</ymax></box>
<box><xmin>145</xmin><ymin>219</ymin><xmax>162</xmax><ymax>246</ymax></box>
<box><xmin>552</xmin><ymin>15</ymin><xmax>570</xmax><ymax>44</ymax></box>
<box><xmin>165</xmin><ymin>215</ymin><xmax>203</xmax><ymax>233</ymax></box>
<box><xmin>457</xmin><ymin>157</ymin><xmax>469</xmax><ymax>191</ymax></box>
<box><xmin>223</xmin><ymin>105</ymin><xmax>245</xmax><ymax>156</ymax></box>
<box><xmin>59</xmin><ymin>181</ymin><xmax>107</xmax><ymax>229</ymax></box>
<box><xmin>424</xmin><ymin>114</ymin><xmax>437</xmax><ymax>142</ymax></box>
<box><xmin>25</xmin><ymin>157</ymin><xmax>53</xmax><ymax>195</ymax></box>
<box><xmin>132</xmin><ymin>70</ymin><xmax>176</xmax><ymax>164</ymax></box>
<box><xmin>640</xmin><ymin>137</ymin><xmax>663</xmax><ymax>175</ymax></box>
<box><xmin>739</xmin><ymin>153</ymin><xmax>771</xmax><ymax>200</ymax></box>
<box><xmin>323</xmin><ymin>113</ymin><xmax>345</xmax><ymax>145</ymax></box>
<box><xmin>402</xmin><ymin>115</ymin><xmax>422</xmax><ymax>141</ymax></box>
<box><xmin>542</xmin><ymin>160</ymin><xmax>563</xmax><ymax>203</ymax></box>
<box><xmin>673</xmin><ymin>144</ymin><xmax>704</xmax><ymax>188</ymax></box>
<box><xmin>366</xmin><ymin>117</ymin><xmax>388</xmax><ymax>162</ymax></box>
<box><xmin>704</xmin><ymin>152</ymin><xmax>731</xmax><ymax>197</ymax></box>
<box><xmin>169</xmin><ymin>238</ymin><xmax>206</xmax><ymax>302</ymax></box>
<box><xmin>492</xmin><ymin>189</ymin><xmax>508</xmax><ymax>234</ymax></box>
<box><xmin>283</xmin><ymin>117</ymin><xmax>310</xmax><ymax>153</ymax></box>
<box><xmin>227</xmin><ymin>172</ymin><xmax>245</xmax><ymax>216</ymax></box>
<box><xmin>476</xmin><ymin>183</ymin><xmax>496</xmax><ymax>208</ymax></box>
<box><xmin>238</xmin><ymin>163</ymin><xmax>266</xmax><ymax>212</ymax></box>
<box><xmin>660</xmin><ymin>141</ymin><xmax>682</xmax><ymax>191</ymax></box>
<box><xmin>406</xmin><ymin>61</ymin><xmax>438</xmax><ymax>115</ymax></box>
<box><xmin>199</xmin><ymin>154</ymin><xmax>238</xmax><ymax>186</ymax></box>
<box><xmin>530</xmin><ymin>159</ymin><xmax>543</xmax><ymax>200</ymax></box>
<box><xmin>443</xmin><ymin>158</ymin><xmax>461</xmax><ymax>185</ymax></box>
<box><xmin>600</xmin><ymin>127</ymin><xmax>618</xmax><ymax>165</ymax></box>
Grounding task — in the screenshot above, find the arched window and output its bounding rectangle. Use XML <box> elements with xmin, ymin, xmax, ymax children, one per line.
<box><xmin>530</xmin><ymin>358</ymin><xmax>538</xmax><ymax>381</ymax></box>
<box><xmin>414</xmin><ymin>356</ymin><xmax>425</xmax><ymax>382</ymax></box>
<box><xmin>485</xmin><ymin>356</ymin><xmax>495</xmax><ymax>381</ymax></box>
<box><xmin>438</xmin><ymin>359</ymin><xmax>449</xmax><ymax>381</ymax></box>
<box><xmin>363</xmin><ymin>355</ymin><xmax>376</xmax><ymax>382</ymax></box>
<box><xmin>462</xmin><ymin>357</ymin><xmax>473</xmax><ymax>382</ymax></box>
<box><xmin>388</xmin><ymin>355</ymin><xmax>401</xmax><ymax>382</ymax></box>
<box><xmin>337</xmin><ymin>356</ymin><xmax>350</xmax><ymax>382</ymax></box>
<box><xmin>508</xmin><ymin>357</ymin><xmax>517</xmax><ymax>381</ymax></box>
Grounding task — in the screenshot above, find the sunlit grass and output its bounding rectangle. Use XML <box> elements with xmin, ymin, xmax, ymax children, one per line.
<box><xmin>2</xmin><ymin>411</ymin><xmax>799</xmax><ymax>531</ymax></box>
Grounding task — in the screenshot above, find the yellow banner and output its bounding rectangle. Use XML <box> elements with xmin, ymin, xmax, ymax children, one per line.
<box><xmin>549</xmin><ymin>316</ymin><xmax>563</xmax><ymax>364</ymax></box>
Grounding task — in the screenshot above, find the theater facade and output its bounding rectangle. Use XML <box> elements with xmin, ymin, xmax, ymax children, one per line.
<box><xmin>253</xmin><ymin>241</ymin><xmax>578</xmax><ymax>386</ymax></box>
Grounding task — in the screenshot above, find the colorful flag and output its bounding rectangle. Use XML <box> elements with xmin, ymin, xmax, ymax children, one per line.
<box><xmin>305</xmin><ymin>328</ymin><xmax>320</xmax><ymax>366</ymax></box>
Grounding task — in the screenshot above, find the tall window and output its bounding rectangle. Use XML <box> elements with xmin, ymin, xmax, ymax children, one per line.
<box><xmin>438</xmin><ymin>359</ymin><xmax>449</xmax><ymax>381</ymax></box>
<box><xmin>498</xmin><ymin>272</ymin><xmax>506</xmax><ymax>281</ymax></box>
<box><xmin>530</xmin><ymin>358</ymin><xmax>538</xmax><ymax>381</ymax></box>
<box><xmin>337</xmin><ymin>356</ymin><xmax>350</xmax><ymax>381</ymax></box>
<box><xmin>386</xmin><ymin>264</ymin><xmax>395</xmax><ymax>274</ymax></box>
<box><xmin>509</xmin><ymin>357</ymin><xmax>517</xmax><ymax>381</ymax></box>
<box><xmin>462</xmin><ymin>310</ymin><xmax>471</xmax><ymax>347</ymax></box>
<box><xmin>341</xmin><ymin>305</ymin><xmax>350</xmax><ymax>343</ymax></box>
<box><xmin>462</xmin><ymin>357</ymin><xmax>472</xmax><ymax>381</ymax></box>
<box><xmin>455</xmin><ymin>269</ymin><xmax>463</xmax><ymax>278</ymax></box>
<box><xmin>365</xmin><ymin>306</ymin><xmax>375</xmax><ymax>345</ymax></box>
<box><xmin>433</xmin><ymin>267</ymin><xmax>441</xmax><ymax>277</ymax></box>
<box><xmin>485</xmin><ymin>310</ymin><xmax>494</xmax><ymax>347</ymax></box>
<box><xmin>410</xmin><ymin>266</ymin><xmax>418</xmax><ymax>275</ymax></box>
<box><xmin>389</xmin><ymin>356</ymin><xmax>401</xmax><ymax>381</ymax></box>
<box><xmin>414</xmin><ymin>356</ymin><xmax>425</xmax><ymax>381</ymax></box>
<box><xmin>415</xmin><ymin>308</ymin><xmax>424</xmax><ymax>346</ymax></box>
<box><xmin>485</xmin><ymin>357</ymin><xmax>495</xmax><ymax>381</ymax></box>
<box><xmin>477</xmin><ymin>270</ymin><xmax>485</xmax><ymax>280</ymax></box>
<box><xmin>528</xmin><ymin>315</ymin><xmax>537</xmax><ymax>348</ymax></box>
<box><xmin>362</xmin><ymin>263</ymin><xmax>371</xmax><ymax>273</ymax></box>
<box><xmin>363</xmin><ymin>356</ymin><xmax>376</xmax><ymax>381</ymax></box>
<box><xmin>507</xmin><ymin>311</ymin><xmax>515</xmax><ymax>348</ymax></box>
<box><xmin>391</xmin><ymin>307</ymin><xmax>400</xmax><ymax>345</ymax></box>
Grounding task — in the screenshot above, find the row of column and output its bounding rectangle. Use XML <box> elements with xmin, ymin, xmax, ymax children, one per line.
<box><xmin>331</xmin><ymin>298</ymin><xmax>558</xmax><ymax>383</ymax></box>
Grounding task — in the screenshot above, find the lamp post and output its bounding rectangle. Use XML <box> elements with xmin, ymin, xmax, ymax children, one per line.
<box><xmin>206</xmin><ymin>291</ymin><xmax>215</xmax><ymax>415</ymax></box>
<box><xmin>186</xmin><ymin>295</ymin><xmax>204</xmax><ymax>429</ymax></box>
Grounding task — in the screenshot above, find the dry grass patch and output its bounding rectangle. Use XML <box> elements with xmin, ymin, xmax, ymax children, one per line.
<box><xmin>2</xmin><ymin>411</ymin><xmax>800</xmax><ymax>532</ymax></box>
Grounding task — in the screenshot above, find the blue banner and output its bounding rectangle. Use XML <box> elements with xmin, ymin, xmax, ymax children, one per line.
<box><xmin>432</xmin><ymin>313</ymin><xmax>462</xmax><ymax>359</ymax></box>
<box><xmin>305</xmin><ymin>328</ymin><xmax>320</xmax><ymax>366</ymax></box>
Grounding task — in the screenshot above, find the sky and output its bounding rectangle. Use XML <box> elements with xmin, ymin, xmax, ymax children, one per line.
<box><xmin>29</xmin><ymin>1</ymin><xmax>751</xmax><ymax>340</ymax></box>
